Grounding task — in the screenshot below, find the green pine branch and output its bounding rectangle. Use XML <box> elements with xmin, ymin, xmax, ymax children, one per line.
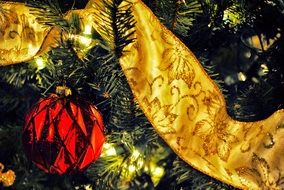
<box><xmin>149</xmin><ymin>0</ymin><xmax>202</xmax><ymax>37</ymax></box>
<box><xmin>92</xmin><ymin>0</ymin><xmax>136</xmax><ymax>57</ymax></box>
<box><xmin>27</xmin><ymin>0</ymin><xmax>69</xmax><ymax>28</ymax></box>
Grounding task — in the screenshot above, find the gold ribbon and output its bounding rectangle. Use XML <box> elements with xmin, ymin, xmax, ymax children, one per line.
<box><xmin>1</xmin><ymin>1</ymin><xmax>284</xmax><ymax>189</ymax></box>
<box><xmin>0</xmin><ymin>2</ymin><xmax>60</xmax><ymax>65</ymax></box>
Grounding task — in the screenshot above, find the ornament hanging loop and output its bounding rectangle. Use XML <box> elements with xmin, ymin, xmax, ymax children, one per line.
<box><xmin>56</xmin><ymin>85</ymin><xmax>72</xmax><ymax>97</ymax></box>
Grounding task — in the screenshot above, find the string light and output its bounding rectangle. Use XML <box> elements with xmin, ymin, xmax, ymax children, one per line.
<box><xmin>84</xmin><ymin>184</ymin><xmax>93</xmax><ymax>190</ymax></box>
<box><xmin>120</xmin><ymin>148</ymin><xmax>145</xmax><ymax>180</ymax></box>
<box><xmin>237</xmin><ymin>72</ymin><xmax>247</xmax><ymax>82</ymax></box>
<box><xmin>75</xmin><ymin>184</ymin><xmax>93</xmax><ymax>190</ymax></box>
<box><xmin>128</xmin><ymin>165</ymin><xmax>136</xmax><ymax>173</ymax></box>
<box><xmin>258</xmin><ymin>64</ymin><xmax>269</xmax><ymax>76</ymax></box>
<box><xmin>131</xmin><ymin>149</ymin><xmax>140</xmax><ymax>160</ymax></box>
<box><xmin>78</xmin><ymin>36</ymin><xmax>93</xmax><ymax>46</ymax></box>
<box><xmin>74</xmin><ymin>15</ymin><xmax>93</xmax><ymax>47</ymax></box>
<box><xmin>35</xmin><ymin>57</ymin><xmax>46</xmax><ymax>70</ymax></box>
<box><xmin>152</xmin><ymin>166</ymin><xmax>164</xmax><ymax>177</ymax></box>
<box><xmin>101</xmin><ymin>143</ymin><xmax>117</xmax><ymax>157</ymax></box>
<box><xmin>84</xmin><ymin>24</ymin><xmax>93</xmax><ymax>35</ymax></box>
<box><xmin>69</xmin><ymin>34</ymin><xmax>92</xmax><ymax>47</ymax></box>
<box><xmin>84</xmin><ymin>15</ymin><xmax>93</xmax><ymax>34</ymax></box>
<box><xmin>144</xmin><ymin>165</ymin><xmax>149</xmax><ymax>172</ymax></box>
<box><xmin>149</xmin><ymin>163</ymin><xmax>165</xmax><ymax>186</ymax></box>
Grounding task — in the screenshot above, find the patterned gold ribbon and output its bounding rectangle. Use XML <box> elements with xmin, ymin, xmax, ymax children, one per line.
<box><xmin>117</xmin><ymin>1</ymin><xmax>284</xmax><ymax>189</ymax></box>
<box><xmin>0</xmin><ymin>2</ymin><xmax>60</xmax><ymax>65</ymax></box>
<box><xmin>1</xmin><ymin>1</ymin><xmax>284</xmax><ymax>189</ymax></box>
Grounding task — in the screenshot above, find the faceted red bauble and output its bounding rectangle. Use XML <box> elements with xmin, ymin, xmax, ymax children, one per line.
<box><xmin>22</xmin><ymin>94</ymin><xmax>105</xmax><ymax>175</ymax></box>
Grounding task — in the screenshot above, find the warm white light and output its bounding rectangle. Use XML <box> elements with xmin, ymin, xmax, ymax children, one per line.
<box><xmin>238</xmin><ymin>72</ymin><xmax>247</xmax><ymax>81</ymax></box>
<box><xmin>78</xmin><ymin>36</ymin><xmax>92</xmax><ymax>46</ymax></box>
<box><xmin>144</xmin><ymin>166</ymin><xmax>149</xmax><ymax>172</ymax></box>
<box><xmin>84</xmin><ymin>24</ymin><xmax>92</xmax><ymax>35</ymax></box>
<box><xmin>103</xmin><ymin>143</ymin><xmax>111</xmax><ymax>149</ymax></box>
<box><xmin>102</xmin><ymin>143</ymin><xmax>117</xmax><ymax>156</ymax></box>
<box><xmin>152</xmin><ymin>166</ymin><xmax>164</xmax><ymax>177</ymax></box>
<box><xmin>259</xmin><ymin>64</ymin><xmax>269</xmax><ymax>76</ymax></box>
<box><xmin>150</xmin><ymin>165</ymin><xmax>165</xmax><ymax>185</ymax></box>
<box><xmin>132</xmin><ymin>149</ymin><xmax>140</xmax><ymax>160</ymax></box>
<box><xmin>35</xmin><ymin>57</ymin><xmax>45</xmax><ymax>70</ymax></box>
<box><xmin>69</xmin><ymin>34</ymin><xmax>92</xmax><ymax>47</ymax></box>
<box><xmin>128</xmin><ymin>165</ymin><xmax>136</xmax><ymax>173</ymax></box>
<box><xmin>84</xmin><ymin>184</ymin><xmax>93</xmax><ymax>190</ymax></box>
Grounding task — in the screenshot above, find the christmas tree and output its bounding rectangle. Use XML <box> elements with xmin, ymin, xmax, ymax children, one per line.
<box><xmin>0</xmin><ymin>0</ymin><xmax>283</xmax><ymax>189</ymax></box>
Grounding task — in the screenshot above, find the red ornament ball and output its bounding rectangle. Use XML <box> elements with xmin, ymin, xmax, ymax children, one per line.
<box><xmin>22</xmin><ymin>94</ymin><xmax>105</xmax><ymax>175</ymax></box>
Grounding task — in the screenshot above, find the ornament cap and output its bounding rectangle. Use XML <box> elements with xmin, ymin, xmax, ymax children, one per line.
<box><xmin>56</xmin><ymin>86</ymin><xmax>72</xmax><ymax>97</ymax></box>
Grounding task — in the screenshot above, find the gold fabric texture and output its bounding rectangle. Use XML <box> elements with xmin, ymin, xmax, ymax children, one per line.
<box><xmin>1</xmin><ymin>1</ymin><xmax>284</xmax><ymax>189</ymax></box>
<box><xmin>118</xmin><ymin>1</ymin><xmax>284</xmax><ymax>189</ymax></box>
<box><xmin>0</xmin><ymin>3</ymin><xmax>58</xmax><ymax>65</ymax></box>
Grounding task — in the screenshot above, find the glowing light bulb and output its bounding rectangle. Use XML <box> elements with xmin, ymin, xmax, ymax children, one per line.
<box><xmin>78</xmin><ymin>36</ymin><xmax>92</xmax><ymax>46</ymax></box>
<box><xmin>144</xmin><ymin>166</ymin><xmax>149</xmax><ymax>172</ymax></box>
<box><xmin>152</xmin><ymin>166</ymin><xmax>164</xmax><ymax>177</ymax></box>
<box><xmin>80</xmin><ymin>19</ymin><xmax>93</xmax><ymax>46</ymax></box>
<box><xmin>132</xmin><ymin>149</ymin><xmax>140</xmax><ymax>160</ymax></box>
<box><xmin>84</xmin><ymin>184</ymin><xmax>93</xmax><ymax>190</ymax></box>
<box><xmin>84</xmin><ymin>15</ymin><xmax>93</xmax><ymax>35</ymax></box>
<box><xmin>35</xmin><ymin>57</ymin><xmax>45</xmax><ymax>70</ymax></box>
<box><xmin>102</xmin><ymin>143</ymin><xmax>117</xmax><ymax>156</ymax></box>
<box><xmin>103</xmin><ymin>143</ymin><xmax>111</xmax><ymax>149</ymax></box>
<box><xmin>128</xmin><ymin>165</ymin><xmax>136</xmax><ymax>173</ymax></box>
<box><xmin>150</xmin><ymin>165</ymin><xmax>165</xmax><ymax>186</ymax></box>
<box><xmin>237</xmin><ymin>72</ymin><xmax>247</xmax><ymax>82</ymax></box>
<box><xmin>258</xmin><ymin>64</ymin><xmax>269</xmax><ymax>76</ymax></box>
<box><xmin>84</xmin><ymin>24</ymin><xmax>92</xmax><ymax>35</ymax></box>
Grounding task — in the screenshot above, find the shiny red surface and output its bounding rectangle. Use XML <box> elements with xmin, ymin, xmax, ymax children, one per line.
<box><xmin>22</xmin><ymin>94</ymin><xmax>105</xmax><ymax>175</ymax></box>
